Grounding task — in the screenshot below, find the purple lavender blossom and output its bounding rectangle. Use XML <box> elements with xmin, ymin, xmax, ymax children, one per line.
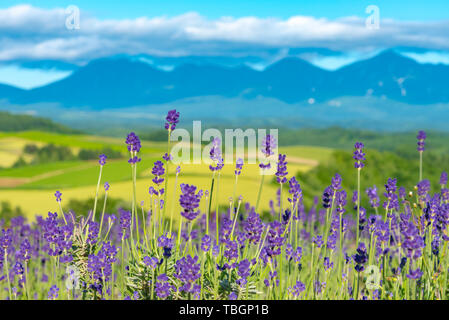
<box><xmin>125</xmin><ymin>132</ymin><xmax>141</xmax><ymax>153</ymax></box>
<box><xmin>440</xmin><ymin>171</ymin><xmax>448</xmax><ymax>186</ymax></box>
<box><xmin>407</xmin><ymin>268</ymin><xmax>423</xmax><ymax>280</ymax></box>
<box><xmin>275</xmin><ymin>154</ymin><xmax>288</xmax><ymax>184</ymax></box>
<box><xmin>260</xmin><ymin>134</ymin><xmax>276</xmax><ymax>156</ymax></box>
<box><xmin>229</xmin><ymin>292</ymin><xmax>238</xmax><ymax>300</ymax></box>
<box><xmin>288</xmin><ymin>281</ymin><xmax>305</xmax><ymax>297</ymax></box>
<box><xmin>179</xmin><ymin>183</ymin><xmax>203</xmax><ymax>221</ymax></box>
<box><xmin>322</xmin><ymin>186</ymin><xmax>334</xmax><ymax>209</ymax></box>
<box><xmin>0</xmin><ymin>229</ymin><xmax>12</xmax><ymax>249</ymax></box>
<box><xmin>174</xmin><ymin>255</ymin><xmax>201</xmax><ymax>295</ymax></box>
<box><xmin>104</xmin><ymin>182</ymin><xmax>110</xmax><ymax>191</ymax></box>
<box><xmin>236</xmin><ymin>259</ymin><xmax>251</xmax><ymax>287</ymax></box>
<box><xmin>331</xmin><ymin>173</ymin><xmax>342</xmax><ymax>190</ymax></box>
<box><xmin>235</xmin><ymin>158</ymin><xmax>244</xmax><ymax>175</ymax></box>
<box><xmin>417</xmin><ymin>180</ymin><xmax>431</xmax><ymax>199</ymax></box>
<box><xmin>243</xmin><ymin>212</ymin><xmax>264</xmax><ymax>245</ymax></box>
<box><xmin>48</xmin><ymin>285</ymin><xmax>59</xmax><ymax>300</ymax></box>
<box><xmin>288</xmin><ymin>176</ymin><xmax>302</xmax><ymax>208</ymax></box>
<box><xmin>165</xmin><ymin>109</ymin><xmax>180</xmax><ymax>131</ymax></box>
<box><xmin>143</xmin><ymin>256</ymin><xmax>159</xmax><ymax>269</ymax></box>
<box><xmin>87</xmin><ymin>241</ymin><xmax>118</xmax><ymax>284</ymax></box>
<box><xmin>312</xmin><ymin>235</ymin><xmax>324</xmax><ymax>248</ymax></box>
<box><xmin>151</xmin><ymin>160</ymin><xmax>165</xmax><ymax>186</ymax></box>
<box><xmin>155</xmin><ymin>274</ymin><xmax>175</xmax><ymax>299</ymax></box>
<box><xmin>162</xmin><ymin>153</ymin><xmax>172</xmax><ymax>162</ymax></box>
<box><xmin>353</xmin><ymin>142</ymin><xmax>366</xmax><ymax>169</ymax></box>
<box><xmin>201</xmin><ymin>234</ymin><xmax>211</xmax><ymax>252</ymax></box>
<box><xmin>126</xmin><ymin>132</ymin><xmax>142</xmax><ymax>164</ymax></box>
<box><xmin>366</xmin><ymin>185</ymin><xmax>380</xmax><ymax>208</ymax></box>
<box><xmin>99</xmin><ymin>154</ymin><xmax>107</xmax><ymax>166</ymax></box>
<box><xmin>417</xmin><ymin>130</ymin><xmax>426</xmax><ymax>152</ymax></box>
<box><xmin>353</xmin><ymin>242</ymin><xmax>368</xmax><ymax>272</ymax></box>
<box><xmin>54</xmin><ymin>191</ymin><xmax>62</xmax><ymax>202</ymax></box>
<box><xmin>119</xmin><ymin>209</ymin><xmax>131</xmax><ymax>239</ymax></box>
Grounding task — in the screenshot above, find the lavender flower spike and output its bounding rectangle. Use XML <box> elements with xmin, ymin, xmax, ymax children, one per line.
<box><xmin>353</xmin><ymin>142</ymin><xmax>366</xmax><ymax>169</ymax></box>
<box><xmin>417</xmin><ymin>130</ymin><xmax>426</xmax><ymax>152</ymax></box>
<box><xmin>165</xmin><ymin>109</ymin><xmax>180</xmax><ymax>131</ymax></box>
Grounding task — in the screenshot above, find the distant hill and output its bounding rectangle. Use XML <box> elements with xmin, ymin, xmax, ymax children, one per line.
<box><xmin>2</xmin><ymin>50</ymin><xmax>449</xmax><ymax>109</ymax></box>
<box><xmin>0</xmin><ymin>111</ymin><xmax>80</xmax><ymax>134</ymax></box>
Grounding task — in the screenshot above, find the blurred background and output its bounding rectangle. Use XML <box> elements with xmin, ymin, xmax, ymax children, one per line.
<box><xmin>0</xmin><ymin>0</ymin><xmax>448</xmax><ymax>219</ymax></box>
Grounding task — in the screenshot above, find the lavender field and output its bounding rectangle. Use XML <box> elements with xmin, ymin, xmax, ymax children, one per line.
<box><xmin>0</xmin><ymin>109</ymin><xmax>447</xmax><ymax>301</ymax></box>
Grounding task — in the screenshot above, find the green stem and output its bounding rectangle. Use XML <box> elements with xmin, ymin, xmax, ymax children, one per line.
<box><xmin>92</xmin><ymin>165</ymin><xmax>103</xmax><ymax>222</ymax></box>
<box><xmin>98</xmin><ymin>192</ymin><xmax>108</xmax><ymax>239</ymax></box>
<box><xmin>419</xmin><ymin>151</ymin><xmax>423</xmax><ymax>181</ymax></box>
<box><xmin>255</xmin><ymin>173</ymin><xmax>266</xmax><ymax>212</ymax></box>
<box><xmin>215</xmin><ymin>172</ymin><xmax>221</xmax><ymax>246</ymax></box>
<box><xmin>356</xmin><ymin>168</ymin><xmax>361</xmax><ymax>247</ymax></box>
<box><xmin>4</xmin><ymin>249</ymin><xmax>12</xmax><ymax>300</ymax></box>
<box><xmin>163</xmin><ymin>130</ymin><xmax>171</xmax><ymax>227</ymax></box>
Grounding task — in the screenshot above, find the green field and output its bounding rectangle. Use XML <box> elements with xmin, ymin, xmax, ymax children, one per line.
<box><xmin>0</xmin><ymin>130</ymin><xmax>333</xmax><ymax>218</ymax></box>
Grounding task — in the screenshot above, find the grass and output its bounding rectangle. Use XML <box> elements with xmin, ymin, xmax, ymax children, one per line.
<box><xmin>1</xmin><ymin>159</ymin><xmax>312</xmax><ymax>219</ymax></box>
<box><xmin>0</xmin><ymin>130</ymin><xmax>332</xmax><ymax>218</ymax></box>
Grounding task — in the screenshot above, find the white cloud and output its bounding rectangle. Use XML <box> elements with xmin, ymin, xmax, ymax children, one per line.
<box><xmin>1</xmin><ymin>4</ymin><xmax>449</xmax><ymax>64</ymax></box>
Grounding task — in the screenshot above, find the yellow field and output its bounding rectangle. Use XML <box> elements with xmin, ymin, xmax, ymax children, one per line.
<box><xmin>1</xmin><ymin>160</ymin><xmax>311</xmax><ymax>220</ymax></box>
<box><xmin>0</xmin><ymin>130</ymin><xmax>332</xmax><ymax>220</ymax></box>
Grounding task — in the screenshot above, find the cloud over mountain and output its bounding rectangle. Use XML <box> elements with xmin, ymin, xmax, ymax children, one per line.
<box><xmin>1</xmin><ymin>4</ymin><xmax>449</xmax><ymax>64</ymax></box>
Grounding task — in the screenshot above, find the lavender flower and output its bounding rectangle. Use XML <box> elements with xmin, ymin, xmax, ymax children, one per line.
<box><xmin>417</xmin><ymin>130</ymin><xmax>426</xmax><ymax>152</ymax></box>
<box><xmin>54</xmin><ymin>191</ymin><xmax>62</xmax><ymax>202</ymax></box>
<box><xmin>125</xmin><ymin>132</ymin><xmax>141</xmax><ymax>153</ymax></box>
<box><xmin>151</xmin><ymin>160</ymin><xmax>165</xmax><ymax>186</ymax></box>
<box><xmin>174</xmin><ymin>255</ymin><xmax>201</xmax><ymax>295</ymax></box>
<box><xmin>236</xmin><ymin>259</ymin><xmax>251</xmax><ymax>287</ymax></box>
<box><xmin>179</xmin><ymin>184</ymin><xmax>203</xmax><ymax>221</ymax></box>
<box><xmin>288</xmin><ymin>281</ymin><xmax>305</xmax><ymax>297</ymax></box>
<box><xmin>353</xmin><ymin>242</ymin><xmax>368</xmax><ymax>272</ymax></box>
<box><xmin>104</xmin><ymin>182</ymin><xmax>110</xmax><ymax>191</ymax></box>
<box><xmin>209</xmin><ymin>137</ymin><xmax>224</xmax><ymax>172</ymax></box>
<box><xmin>126</xmin><ymin>132</ymin><xmax>141</xmax><ymax>164</ymax></box>
<box><xmin>143</xmin><ymin>256</ymin><xmax>159</xmax><ymax>269</ymax></box>
<box><xmin>0</xmin><ymin>229</ymin><xmax>12</xmax><ymax>249</ymax></box>
<box><xmin>366</xmin><ymin>185</ymin><xmax>380</xmax><ymax>208</ymax></box>
<box><xmin>165</xmin><ymin>109</ymin><xmax>180</xmax><ymax>131</ymax></box>
<box><xmin>312</xmin><ymin>235</ymin><xmax>324</xmax><ymax>248</ymax></box>
<box><xmin>119</xmin><ymin>209</ymin><xmax>131</xmax><ymax>239</ymax></box>
<box><xmin>87</xmin><ymin>241</ymin><xmax>118</xmax><ymax>284</ymax></box>
<box><xmin>235</xmin><ymin>158</ymin><xmax>244</xmax><ymax>175</ymax></box>
<box><xmin>353</xmin><ymin>142</ymin><xmax>366</xmax><ymax>169</ymax></box>
<box><xmin>155</xmin><ymin>274</ymin><xmax>175</xmax><ymax>299</ymax></box>
<box><xmin>288</xmin><ymin>176</ymin><xmax>302</xmax><ymax>208</ymax></box>
<box><xmin>229</xmin><ymin>292</ymin><xmax>238</xmax><ymax>300</ymax></box>
<box><xmin>99</xmin><ymin>154</ymin><xmax>107</xmax><ymax>166</ymax></box>
<box><xmin>407</xmin><ymin>268</ymin><xmax>423</xmax><ymax>280</ymax></box>
<box><xmin>331</xmin><ymin>173</ymin><xmax>342</xmax><ymax>191</ymax></box>
<box><xmin>48</xmin><ymin>285</ymin><xmax>59</xmax><ymax>300</ymax></box>
<box><xmin>322</xmin><ymin>186</ymin><xmax>334</xmax><ymax>209</ymax></box>
<box><xmin>440</xmin><ymin>171</ymin><xmax>448</xmax><ymax>187</ymax></box>
<box><xmin>260</xmin><ymin>134</ymin><xmax>276</xmax><ymax>157</ymax></box>
<box><xmin>275</xmin><ymin>154</ymin><xmax>288</xmax><ymax>184</ymax></box>
<box><xmin>417</xmin><ymin>180</ymin><xmax>431</xmax><ymax>199</ymax></box>
<box><xmin>201</xmin><ymin>234</ymin><xmax>211</xmax><ymax>252</ymax></box>
<box><xmin>243</xmin><ymin>212</ymin><xmax>264</xmax><ymax>245</ymax></box>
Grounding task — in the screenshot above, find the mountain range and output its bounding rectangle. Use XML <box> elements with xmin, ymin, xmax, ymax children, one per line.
<box><xmin>1</xmin><ymin>50</ymin><xmax>449</xmax><ymax>109</ymax></box>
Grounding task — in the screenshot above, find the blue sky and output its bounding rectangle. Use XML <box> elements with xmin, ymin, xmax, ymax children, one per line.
<box><xmin>2</xmin><ymin>0</ymin><xmax>448</xmax><ymax>20</ymax></box>
<box><xmin>0</xmin><ymin>1</ymin><xmax>448</xmax><ymax>88</ymax></box>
